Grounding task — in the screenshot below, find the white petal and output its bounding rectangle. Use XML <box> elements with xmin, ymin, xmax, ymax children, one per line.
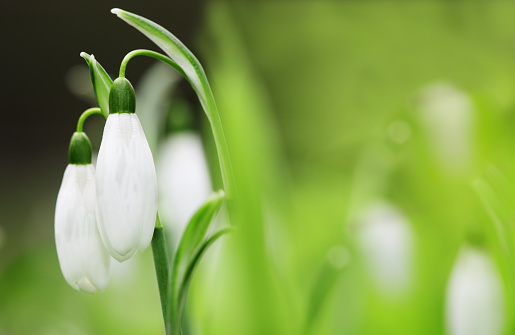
<box><xmin>157</xmin><ymin>132</ymin><xmax>212</xmax><ymax>246</ymax></box>
<box><xmin>96</xmin><ymin>113</ymin><xmax>158</xmax><ymax>262</ymax></box>
<box><xmin>445</xmin><ymin>247</ymin><xmax>504</xmax><ymax>335</ymax></box>
<box><xmin>55</xmin><ymin>164</ymin><xmax>110</xmax><ymax>293</ymax></box>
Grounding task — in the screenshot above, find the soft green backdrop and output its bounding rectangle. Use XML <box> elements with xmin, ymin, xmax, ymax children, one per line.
<box><xmin>2</xmin><ymin>1</ymin><xmax>515</xmax><ymax>335</ymax></box>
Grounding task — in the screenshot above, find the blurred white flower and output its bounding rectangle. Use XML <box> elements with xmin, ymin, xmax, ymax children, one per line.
<box><xmin>55</xmin><ymin>164</ymin><xmax>110</xmax><ymax>293</ymax></box>
<box><xmin>445</xmin><ymin>246</ymin><xmax>504</xmax><ymax>335</ymax></box>
<box><xmin>96</xmin><ymin>113</ymin><xmax>158</xmax><ymax>262</ymax></box>
<box><xmin>157</xmin><ymin>132</ymin><xmax>212</xmax><ymax>247</ymax></box>
<box><xmin>417</xmin><ymin>82</ymin><xmax>474</xmax><ymax>173</ymax></box>
<box><xmin>355</xmin><ymin>203</ymin><xmax>414</xmax><ymax>296</ymax></box>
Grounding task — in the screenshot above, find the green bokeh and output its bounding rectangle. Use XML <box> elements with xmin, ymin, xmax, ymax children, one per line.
<box><xmin>3</xmin><ymin>1</ymin><xmax>515</xmax><ymax>335</ymax></box>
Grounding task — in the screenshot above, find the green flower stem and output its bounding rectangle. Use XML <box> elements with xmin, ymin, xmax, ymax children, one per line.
<box><xmin>76</xmin><ymin>107</ymin><xmax>105</xmax><ymax>133</ymax></box>
<box><xmin>119</xmin><ymin>49</ymin><xmax>186</xmax><ymax>79</ymax></box>
<box><xmin>151</xmin><ymin>214</ymin><xmax>171</xmax><ymax>334</ymax></box>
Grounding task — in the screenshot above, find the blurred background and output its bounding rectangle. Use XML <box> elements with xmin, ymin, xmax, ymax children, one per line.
<box><xmin>2</xmin><ymin>1</ymin><xmax>515</xmax><ymax>334</ymax></box>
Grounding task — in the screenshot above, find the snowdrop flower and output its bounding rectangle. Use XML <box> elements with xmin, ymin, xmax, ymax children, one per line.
<box><xmin>157</xmin><ymin>132</ymin><xmax>212</xmax><ymax>247</ymax></box>
<box><xmin>55</xmin><ymin>132</ymin><xmax>110</xmax><ymax>293</ymax></box>
<box><xmin>96</xmin><ymin>77</ymin><xmax>158</xmax><ymax>262</ymax></box>
<box><xmin>355</xmin><ymin>203</ymin><xmax>414</xmax><ymax>297</ymax></box>
<box><xmin>416</xmin><ymin>82</ymin><xmax>474</xmax><ymax>173</ymax></box>
<box><xmin>445</xmin><ymin>246</ymin><xmax>504</xmax><ymax>335</ymax></box>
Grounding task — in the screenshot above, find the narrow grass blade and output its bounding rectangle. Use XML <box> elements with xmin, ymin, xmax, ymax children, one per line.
<box><xmin>172</xmin><ymin>191</ymin><xmax>225</xmax><ymax>293</ymax></box>
<box><xmin>174</xmin><ymin>228</ymin><xmax>232</xmax><ymax>333</ymax></box>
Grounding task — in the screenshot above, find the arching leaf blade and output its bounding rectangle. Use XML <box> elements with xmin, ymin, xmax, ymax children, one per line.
<box><xmin>111</xmin><ymin>8</ymin><xmax>206</xmax><ymax>108</ymax></box>
<box><xmin>171</xmin><ymin>190</ymin><xmax>225</xmax><ymax>299</ymax></box>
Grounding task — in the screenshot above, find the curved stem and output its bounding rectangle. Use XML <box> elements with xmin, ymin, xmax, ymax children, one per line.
<box><xmin>76</xmin><ymin>107</ymin><xmax>104</xmax><ymax>133</ymax></box>
<box><xmin>119</xmin><ymin>49</ymin><xmax>186</xmax><ymax>79</ymax></box>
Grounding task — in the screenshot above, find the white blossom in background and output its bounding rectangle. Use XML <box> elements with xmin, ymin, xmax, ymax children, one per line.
<box><xmin>55</xmin><ymin>164</ymin><xmax>110</xmax><ymax>293</ymax></box>
<box><xmin>416</xmin><ymin>82</ymin><xmax>474</xmax><ymax>173</ymax></box>
<box><xmin>96</xmin><ymin>113</ymin><xmax>158</xmax><ymax>262</ymax></box>
<box><xmin>157</xmin><ymin>132</ymin><xmax>212</xmax><ymax>247</ymax></box>
<box><xmin>355</xmin><ymin>203</ymin><xmax>414</xmax><ymax>296</ymax></box>
<box><xmin>445</xmin><ymin>247</ymin><xmax>504</xmax><ymax>335</ymax></box>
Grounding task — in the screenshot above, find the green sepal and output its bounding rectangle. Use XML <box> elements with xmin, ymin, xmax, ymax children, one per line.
<box><xmin>109</xmin><ymin>77</ymin><xmax>136</xmax><ymax>114</ymax></box>
<box><xmin>68</xmin><ymin>132</ymin><xmax>92</xmax><ymax>165</ymax></box>
<box><xmin>80</xmin><ymin>52</ymin><xmax>113</xmax><ymax>118</ymax></box>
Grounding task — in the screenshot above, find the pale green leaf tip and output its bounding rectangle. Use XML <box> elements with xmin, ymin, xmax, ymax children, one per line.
<box><xmin>111</xmin><ymin>8</ymin><xmax>122</xmax><ymax>16</ymax></box>
<box><xmin>80</xmin><ymin>52</ymin><xmax>90</xmax><ymax>60</ymax></box>
<box><xmin>209</xmin><ymin>189</ymin><xmax>225</xmax><ymax>203</ymax></box>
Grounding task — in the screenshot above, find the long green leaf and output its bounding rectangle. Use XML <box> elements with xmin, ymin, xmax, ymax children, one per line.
<box><xmin>173</xmin><ymin>228</ymin><xmax>232</xmax><ymax>335</ymax></box>
<box><xmin>112</xmin><ymin>8</ymin><xmax>235</xmax><ymax>199</ymax></box>
<box><xmin>304</xmin><ymin>258</ymin><xmax>343</xmax><ymax>334</ymax></box>
<box><xmin>80</xmin><ymin>52</ymin><xmax>113</xmax><ymax>118</ymax></box>
<box><xmin>172</xmin><ymin>190</ymin><xmax>225</xmax><ymax>294</ymax></box>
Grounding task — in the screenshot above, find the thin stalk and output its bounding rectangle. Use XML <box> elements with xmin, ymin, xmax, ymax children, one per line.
<box><xmin>199</xmin><ymin>80</ymin><xmax>235</xmax><ymax>200</ymax></box>
<box><xmin>76</xmin><ymin>107</ymin><xmax>104</xmax><ymax>132</ymax></box>
<box><xmin>151</xmin><ymin>215</ymin><xmax>171</xmax><ymax>335</ymax></box>
<box><xmin>119</xmin><ymin>49</ymin><xmax>186</xmax><ymax>79</ymax></box>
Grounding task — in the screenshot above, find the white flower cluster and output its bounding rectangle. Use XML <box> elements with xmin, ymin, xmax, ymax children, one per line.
<box><xmin>55</xmin><ymin>113</ymin><xmax>157</xmax><ymax>293</ymax></box>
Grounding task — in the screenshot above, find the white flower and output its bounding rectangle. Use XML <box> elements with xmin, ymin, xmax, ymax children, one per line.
<box><xmin>157</xmin><ymin>132</ymin><xmax>212</xmax><ymax>247</ymax></box>
<box><xmin>416</xmin><ymin>82</ymin><xmax>474</xmax><ymax>173</ymax></box>
<box><xmin>355</xmin><ymin>203</ymin><xmax>414</xmax><ymax>296</ymax></box>
<box><xmin>445</xmin><ymin>247</ymin><xmax>505</xmax><ymax>335</ymax></box>
<box><xmin>55</xmin><ymin>164</ymin><xmax>110</xmax><ymax>293</ymax></box>
<box><xmin>96</xmin><ymin>113</ymin><xmax>158</xmax><ymax>262</ymax></box>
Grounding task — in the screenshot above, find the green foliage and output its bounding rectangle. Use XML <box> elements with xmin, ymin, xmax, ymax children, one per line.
<box><xmin>170</xmin><ymin>191</ymin><xmax>228</xmax><ymax>334</ymax></box>
<box><xmin>80</xmin><ymin>52</ymin><xmax>113</xmax><ymax>118</ymax></box>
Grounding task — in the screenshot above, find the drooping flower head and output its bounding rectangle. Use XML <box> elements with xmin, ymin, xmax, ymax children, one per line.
<box><xmin>445</xmin><ymin>246</ymin><xmax>504</xmax><ymax>335</ymax></box>
<box><xmin>55</xmin><ymin>132</ymin><xmax>110</xmax><ymax>293</ymax></box>
<box><xmin>96</xmin><ymin>77</ymin><xmax>158</xmax><ymax>262</ymax></box>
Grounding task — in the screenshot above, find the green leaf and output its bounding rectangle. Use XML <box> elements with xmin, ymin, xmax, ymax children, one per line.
<box><xmin>111</xmin><ymin>8</ymin><xmax>235</xmax><ymax>199</ymax></box>
<box><xmin>80</xmin><ymin>52</ymin><xmax>113</xmax><ymax>118</ymax></box>
<box><xmin>168</xmin><ymin>191</ymin><xmax>226</xmax><ymax>333</ymax></box>
<box><xmin>172</xmin><ymin>191</ymin><xmax>225</xmax><ymax>293</ymax></box>
<box><xmin>173</xmin><ymin>228</ymin><xmax>232</xmax><ymax>334</ymax></box>
<box><xmin>304</xmin><ymin>257</ymin><xmax>343</xmax><ymax>333</ymax></box>
<box><xmin>473</xmin><ymin>167</ymin><xmax>515</xmax><ymax>256</ymax></box>
<box><xmin>180</xmin><ymin>190</ymin><xmax>225</xmax><ymax>257</ymax></box>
